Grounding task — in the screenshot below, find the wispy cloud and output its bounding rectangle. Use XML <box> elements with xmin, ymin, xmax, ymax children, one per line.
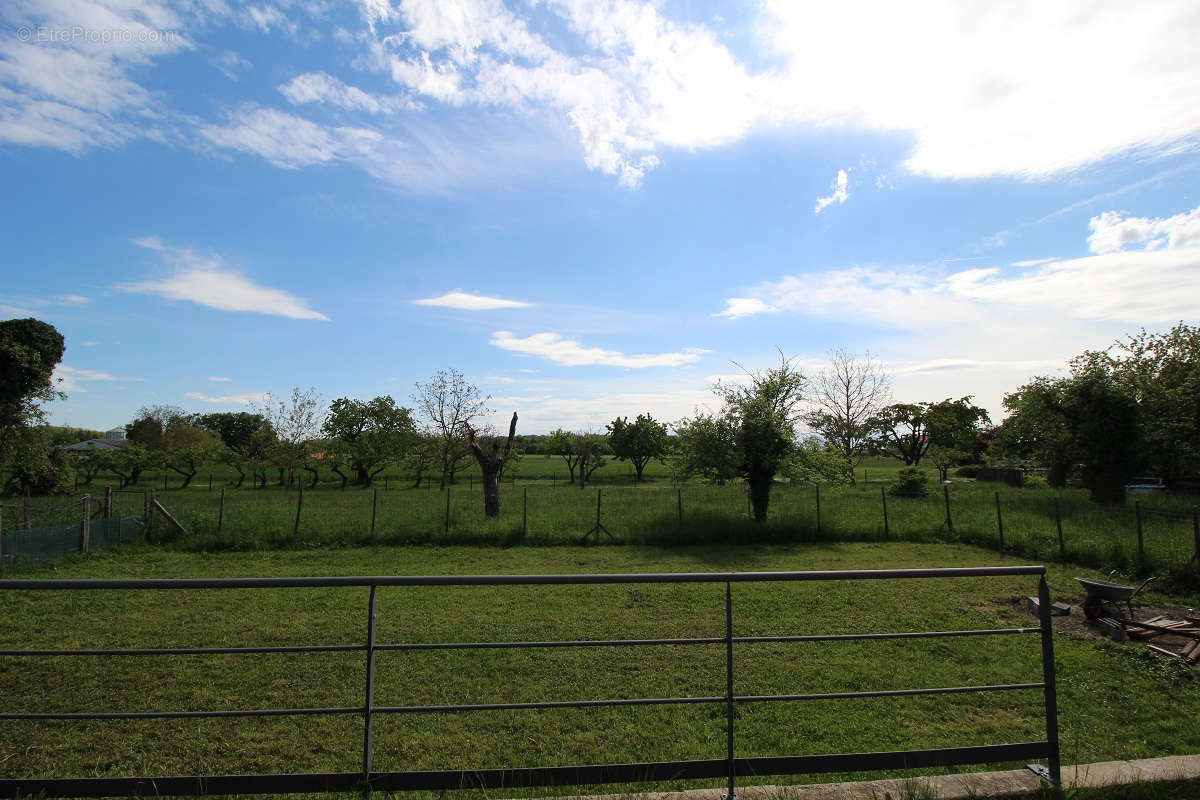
<box><xmin>814</xmin><ymin>168</ymin><xmax>850</xmax><ymax>213</ymax></box>
<box><xmin>207</xmin><ymin>376</ymin><xmax>232</xmax><ymax>382</ymax></box>
<box><xmin>185</xmin><ymin>391</ymin><xmax>267</xmax><ymax>405</ymax></box>
<box><xmin>120</xmin><ymin>238</ymin><xmax>329</xmax><ymax>320</ymax></box>
<box><xmin>53</xmin><ymin>365</ymin><xmax>144</xmax><ymax>392</ymax></box>
<box><xmin>413</xmin><ymin>291</ymin><xmax>531</xmax><ymax>311</ymax></box>
<box><xmin>490</xmin><ymin>331</ymin><xmax>704</xmax><ymax>368</ymax></box>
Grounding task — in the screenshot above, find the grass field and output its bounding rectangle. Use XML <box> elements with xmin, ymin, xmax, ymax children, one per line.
<box><xmin>3</xmin><ymin>542</ymin><xmax>1200</xmax><ymax>799</ymax></box>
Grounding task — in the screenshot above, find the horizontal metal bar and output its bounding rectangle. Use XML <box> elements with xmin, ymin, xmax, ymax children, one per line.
<box><xmin>0</xmin><ymin>644</ymin><xmax>364</xmax><ymax>657</ymax></box>
<box><xmin>0</xmin><ymin>706</ymin><xmax>362</xmax><ymax>721</ymax></box>
<box><xmin>739</xmin><ymin>627</ymin><xmax>1041</xmax><ymax>644</ymax></box>
<box><xmin>374</xmin><ymin>695</ymin><xmax>725</xmax><ymax>714</ymax></box>
<box><xmin>377</xmin><ymin>637</ymin><xmax>724</xmax><ymax>651</ymax></box>
<box><xmin>0</xmin><ymin>565</ymin><xmax>1046</xmax><ymax>591</ymax></box>
<box><xmin>738</xmin><ymin>683</ymin><xmax>1045</xmax><ymax>703</ymax></box>
<box><xmin>0</xmin><ymin>743</ymin><xmax>1054</xmax><ymax>797</ymax></box>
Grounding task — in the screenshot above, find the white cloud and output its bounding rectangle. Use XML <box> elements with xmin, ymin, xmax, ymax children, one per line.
<box><xmin>814</xmin><ymin>168</ymin><xmax>850</xmax><ymax>213</ymax></box>
<box><xmin>185</xmin><ymin>391</ymin><xmax>268</xmax><ymax>406</ymax></box>
<box><xmin>1087</xmin><ymin>205</ymin><xmax>1200</xmax><ymax>255</ymax></box>
<box><xmin>413</xmin><ymin>291</ymin><xmax>531</xmax><ymax>310</ymax></box>
<box><xmin>207</xmin><ymin>376</ymin><xmax>233</xmax><ymax>382</ymax></box>
<box><xmin>199</xmin><ymin>106</ymin><xmax>383</xmax><ymax>169</ymax></box>
<box><xmin>490</xmin><ymin>331</ymin><xmax>703</xmax><ymax>368</ymax></box>
<box><xmin>120</xmin><ymin>238</ymin><xmax>330</xmax><ymax>320</ymax></box>
<box><xmin>1011</xmin><ymin>257</ymin><xmax>1056</xmax><ymax>268</ymax></box>
<box><xmin>278</xmin><ymin>71</ymin><xmax>416</xmax><ymax>114</ymax></box>
<box><xmin>715</xmin><ymin>297</ymin><xmax>774</xmax><ymax>319</ymax></box>
<box><xmin>53</xmin><ymin>365</ymin><xmax>144</xmax><ymax>392</ymax></box>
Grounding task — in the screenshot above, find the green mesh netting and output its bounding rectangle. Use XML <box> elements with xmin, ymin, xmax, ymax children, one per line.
<box><xmin>1</xmin><ymin>516</ymin><xmax>143</xmax><ymax>565</ymax></box>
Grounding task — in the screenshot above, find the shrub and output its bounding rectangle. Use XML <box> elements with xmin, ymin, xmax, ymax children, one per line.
<box><xmin>889</xmin><ymin>467</ymin><xmax>930</xmax><ymax>498</ymax></box>
<box><xmin>1023</xmin><ymin>472</ymin><xmax>1048</xmax><ymax>489</ymax></box>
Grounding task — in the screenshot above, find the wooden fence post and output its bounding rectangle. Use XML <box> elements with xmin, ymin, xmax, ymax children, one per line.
<box><xmin>146</xmin><ymin>490</ymin><xmax>154</xmax><ymax>539</ymax></box>
<box><xmin>23</xmin><ymin>487</ymin><xmax>31</xmax><ymax>530</ymax></box>
<box><xmin>218</xmin><ymin>488</ymin><xmax>226</xmax><ymax>534</ymax></box>
<box><xmin>995</xmin><ymin>492</ymin><xmax>1004</xmax><ymax>549</ymax></box>
<box><xmin>292</xmin><ymin>486</ymin><xmax>303</xmax><ymax>539</ymax></box>
<box><xmin>1135</xmin><ymin>500</ymin><xmax>1144</xmax><ymax>559</ymax></box>
<box><xmin>104</xmin><ymin>486</ymin><xmax>112</xmax><ymax>519</ymax></box>
<box><xmin>943</xmin><ymin>485</ymin><xmax>954</xmax><ymax>533</ymax></box>
<box><xmin>208</xmin><ymin>475</ymin><xmax>212</xmax><ymax>492</ymax></box>
<box><xmin>444</xmin><ymin>488</ymin><xmax>451</xmax><ymax>538</ymax></box>
<box><xmin>880</xmin><ymin>486</ymin><xmax>889</xmax><ymax>540</ymax></box>
<box><xmin>815</xmin><ymin>484</ymin><xmax>822</xmax><ymax>536</ymax></box>
<box><xmin>80</xmin><ymin>495</ymin><xmax>90</xmax><ymax>553</ymax></box>
<box><xmin>677</xmin><ymin>488</ymin><xmax>683</xmax><ymax>539</ymax></box>
<box><xmin>523</xmin><ymin>487</ymin><xmax>528</xmax><ymax>538</ymax></box>
<box><xmin>370</xmin><ymin>488</ymin><xmax>378</xmax><ymax>541</ymax></box>
<box><xmin>1054</xmin><ymin>496</ymin><xmax>1065</xmax><ymax>561</ymax></box>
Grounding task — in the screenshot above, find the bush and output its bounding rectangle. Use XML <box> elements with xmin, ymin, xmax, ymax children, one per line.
<box><xmin>1023</xmin><ymin>472</ymin><xmax>1048</xmax><ymax>488</ymax></box>
<box><xmin>889</xmin><ymin>467</ymin><xmax>930</xmax><ymax>498</ymax></box>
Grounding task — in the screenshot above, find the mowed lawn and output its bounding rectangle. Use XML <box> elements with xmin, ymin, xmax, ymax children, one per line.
<box><xmin>2</xmin><ymin>542</ymin><xmax>1199</xmax><ymax>798</ymax></box>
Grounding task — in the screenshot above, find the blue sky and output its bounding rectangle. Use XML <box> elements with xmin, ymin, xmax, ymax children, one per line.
<box><xmin>2</xmin><ymin>0</ymin><xmax>1199</xmax><ymax>434</ymax></box>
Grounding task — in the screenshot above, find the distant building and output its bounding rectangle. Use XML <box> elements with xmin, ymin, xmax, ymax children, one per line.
<box><xmin>63</xmin><ymin>428</ymin><xmax>130</xmax><ymax>453</ymax></box>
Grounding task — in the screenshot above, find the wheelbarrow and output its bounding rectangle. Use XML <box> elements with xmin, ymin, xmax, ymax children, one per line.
<box><xmin>1076</xmin><ymin>574</ymin><xmax>1156</xmax><ymax>620</ymax></box>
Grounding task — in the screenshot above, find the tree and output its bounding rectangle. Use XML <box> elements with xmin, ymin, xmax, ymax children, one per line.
<box><xmin>575</xmin><ymin>431</ymin><xmax>609</xmax><ymax>488</ymax></box>
<box><xmin>255</xmin><ymin>388</ymin><xmax>324</xmax><ymax>487</ymax></box>
<box><xmin>992</xmin><ymin>378</ymin><xmax>1074</xmax><ymax>486</ymax></box>
<box><xmin>805</xmin><ymin>349</ymin><xmax>890</xmax><ymax>484</ymax></box>
<box><xmin>706</xmin><ymin>354</ymin><xmax>807</xmax><ymax>523</ymax></box>
<box><xmin>128</xmin><ymin>405</ymin><xmax>221</xmax><ymax>489</ymax></box>
<box><xmin>466</xmin><ymin>412</ymin><xmax>518</xmax><ymax>517</ymax></box>
<box><xmin>323</xmin><ymin>396</ymin><xmax>416</xmax><ymax>487</ymax></box>
<box><xmin>195</xmin><ymin>411</ymin><xmax>275</xmax><ymax>488</ymax></box>
<box><xmin>0</xmin><ymin>318</ymin><xmax>66</xmax><ymax>494</ymax></box>
<box><xmin>671</xmin><ymin>412</ymin><xmax>739</xmax><ymax>485</ymax></box>
<box><xmin>607</xmin><ymin>414</ymin><xmax>669</xmax><ymax>482</ymax></box>
<box><xmin>413</xmin><ymin>369</ymin><xmax>488</xmax><ymax>489</ymax></box>
<box><xmin>782</xmin><ymin>437</ymin><xmax>851</xmax><ymax>485</ymax></box>
<box><xmin>872</xmin><ymin>397</ymin><xmax>989</xmax><ymax>471</ymax></box>
<box><xmin>548</xmin><ymin>428</ymin><xmax>585</xmax><ymax>484</ymax></box>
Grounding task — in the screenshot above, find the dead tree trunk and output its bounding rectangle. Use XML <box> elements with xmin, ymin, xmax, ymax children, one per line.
<box><xmin>467</xmin><ymin>412</ymin><xmax>518</xmax><ymax>518</ymax></box>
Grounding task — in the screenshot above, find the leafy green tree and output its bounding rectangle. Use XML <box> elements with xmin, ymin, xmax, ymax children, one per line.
<box><xmin>323</xmin><ymin>396</ymin><xmax>416</xmax><ymax>487</ymax></box>
<box><xmin>129</xmin><ymin>405</ymin><xmax>222</xmax><ymax>489</ymax></box>
<box><xmin>606</xmin><ymin>413</ymin><xmax>669</xmax><ymax>482</ymax></box>
<box><xmin>195</xmin><ymin>411</ymin><xmax>275</xmax><ymax>488</ymax></box>
<box><xmin>992</xmin><ymin>377</ymin><xmax>1074</xmax><ymax>486</ymax></box>
<box><xmin>782</xmin><ymin>437</ymin><xmax>851</xmax><ymax>485</ymax></box>
<box><xmin>670</xmin><ymin>412</ymin><xmax>739</xmax><ymax>485</ymax></box>
<box><xmin>676</xmin><ymin>357</ymin><xmax>806</xmax><ymax>525</ymax></box>
<box><xmin>254</xmin><ymin>388</ymin><xmax>324</xmax><ymax>487</ymax></box>
<box><xmin>873</xmin><ymin>397</ymin><xmax>989</xmax><ymax>471</ymax></box>
<box><xmin>0</xmin><ymin>318</ymin><xmax>66</xmax><ymax>494</ymax></box>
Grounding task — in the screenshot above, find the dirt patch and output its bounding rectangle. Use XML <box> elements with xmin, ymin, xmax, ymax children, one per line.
<box><xmin>1007</xmin><ymin>596</ymin><xmax>1200</xmax><ymax>659</ymax></box>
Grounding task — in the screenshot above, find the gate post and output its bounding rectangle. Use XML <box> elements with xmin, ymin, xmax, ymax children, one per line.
<box><xmin>1037</xmin><ymin>575</ymin><xmax>1062</xmax><ymax>785</ymax></box>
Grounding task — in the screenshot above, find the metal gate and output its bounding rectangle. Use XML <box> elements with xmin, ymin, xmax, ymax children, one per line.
<box><xmin>0</xmin><ymin>566</ymin><xmax>1060</xmax><ymax>797</ymax></box>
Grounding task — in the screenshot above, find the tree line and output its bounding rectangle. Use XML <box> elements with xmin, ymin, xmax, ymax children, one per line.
<box><xmin>3</xmin><ymin>316</ymin><xmax>1199</xmax><ymax>524</ymax></box>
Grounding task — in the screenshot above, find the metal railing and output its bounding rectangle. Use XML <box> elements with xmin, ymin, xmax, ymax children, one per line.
<box><xmin>0</xmin><ymin>567</ymin><xmax>1060</xmax><ymax>798</ymax></box>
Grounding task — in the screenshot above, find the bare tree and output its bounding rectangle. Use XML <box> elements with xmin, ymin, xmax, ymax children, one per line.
<box><xmin>254</xmin><ymin>387</ymin><xmax>324</xmax><ymax>487</ymax></box>
<box><xmin>805</xmin><ymin>349</ymin><xmax>890</xmax><ymax>484</ymax></box>
<box><xmin>413</xmin><ymin>369</ymin><xmax>490</xmax><ymax>489</ymax></box>
<box><xmin>466</xmin><ymin>412</ymin><xmax>518</xmax><ymax>517</ymax></box>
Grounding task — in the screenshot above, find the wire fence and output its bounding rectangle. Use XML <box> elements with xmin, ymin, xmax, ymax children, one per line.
<box><xmin>0</xmin><ymin>492</ymin><xmax>144</xmax><ymax>573</ymax></box>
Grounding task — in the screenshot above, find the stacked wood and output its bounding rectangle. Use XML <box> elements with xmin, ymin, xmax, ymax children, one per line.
<box><xmin>1102</xmin><ymin>613</ymin><xmax>1200</xmax><ymax>661</ymax></box>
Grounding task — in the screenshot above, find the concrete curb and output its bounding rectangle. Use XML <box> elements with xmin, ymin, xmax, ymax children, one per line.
<box><xmin>554</xmin><ymin>754</ymin><xmax>1200</xmax><ymax>800</ymax></box>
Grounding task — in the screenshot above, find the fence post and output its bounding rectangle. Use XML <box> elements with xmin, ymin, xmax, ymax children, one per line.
<box><xmin>293</xmin><ymin>486</ymin><xmax>303</xmax><ymax>539</ymax></box>
<box><xmin>104</xmin><ymin>486</ymin><xmax>112</xmax><ymax>519</ymax></box>
<box><xmin>815</xmin><ymin>484</ymin><xmax>822</xmax><ymax>536</ymax></box>
<box><xmin>370</xmin><ymin>488</ymin><xmax>378</xmax><ymax>541</ymax></box>
<box><xmin>218</xmin><ymin>488</ymin><xmax>226</xmax><ymax>534</ymax></box>
<box><xmin>0</xmin><ymin>506</ymin><xmax>5</xmax><ymax>578</ymax></box>
<box><xmin>444</xmin><ymin>488</ymin><xmax>451</xmax><ymax>539</ymax></box>
<box><xmin>1054</xmin><ymin>496</ymin><xmax>1065</xmax><ymax>562</ymax></box>
<box><xmin>146</xmin><ymin>490</ymin><xmax>154</xmax><ymax>540</ymax></box>
<box><xmin>880</xmin><ymin>486</ymin><xmax>889</xmax><ymax>540</ymax></box>
<box><xmin>208</xmin><ymin>474</ymin><xmax>212</xmax><ymax>492</ymax></box>
<box><xmin>995</xmin><ymin>492</ymin><xmax>1004</xmax><ymax>550</ymax></box>
<box><xmin>23</xmin><ymin>487</ymin><xmax>31</xmax><ymax>530</ymax></box>
<box><xmin>1134</xmin><ymin>500</ymin><xmax>1144</xmax><ymax>560</ymax></box>
<box><xmin>943</xmin><ymin>485</ymin><xmax>954</xmax><ymax>533</ymax></box>
<box><xmin>80</xmin><ymin>495</ymin><xmax>91</xmax><ymax>553</ymax></box>
<box><xmin>523</xmin><ymin>487</ymin><xmax>528</xmax><ymax>538</ymax></box>
<box><xmin>1193</xmin><ymin>506</ymin><xmax>1200</xmax><ymax>571</ymax></box>
<box><xmin>362</xmin><ymin>585</ymin><xmax>378</xmax><ymax>794</ymax></box>
<box><xmin>596</xmin><ymin>488</ymin><xmax>602</xmax><ymax>533</ymax></box>
<box><xmin>724</xmin><ymin>581</ymin><xmax>736</xmax><ymax>800</ymax></box>
<box><xmin>677</xmin><ymin>488</ymin><xmax>683</xmax><ymax>539</ymax></box>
